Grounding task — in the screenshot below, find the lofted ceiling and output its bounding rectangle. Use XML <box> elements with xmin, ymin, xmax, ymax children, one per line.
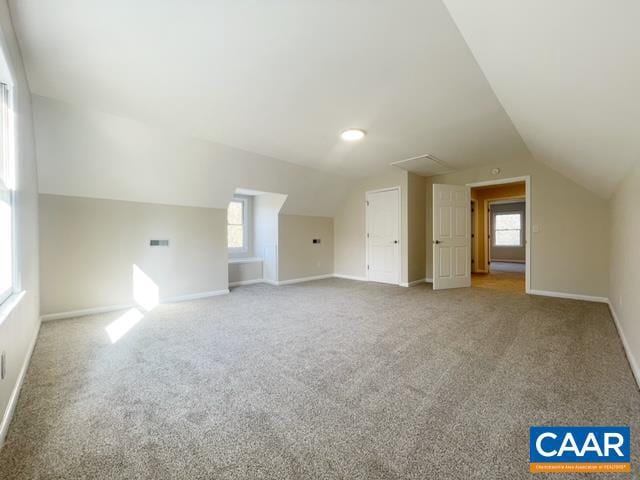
<box><xmin>442</xmin><ymin>0</ymin><xmax>640</xmax><ymax>198</ymax></box>
<box><xmin>9</xmin><ymin>1</ymin><xmax>638</xmax><ymax>197</ymax></box>
<box><xmin>9</xmin><ymin>0</ymin><xmax>529</xmax><ymax>178</ymax></box>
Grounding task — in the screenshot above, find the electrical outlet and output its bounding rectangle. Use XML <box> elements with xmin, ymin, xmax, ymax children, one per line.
<box><xmin>1</xmin><ymin>351</ymin><xmax>5</xmax><ymax>380</ymax></box>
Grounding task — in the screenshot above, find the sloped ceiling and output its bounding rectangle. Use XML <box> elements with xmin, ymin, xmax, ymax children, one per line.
<box><xmin>442</xmin><ymin>0</ymin><xmax>640</xmax><ymax>198</ymax></box>
<box><xmin>9</xmin><ymin>0</ymin><xmax>529</xmax><ymax>178</ymax></box>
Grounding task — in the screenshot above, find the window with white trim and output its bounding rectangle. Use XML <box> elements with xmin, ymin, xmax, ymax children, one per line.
<box><xmin>493</xmin><ymin>212</ymin><xmax>523</xmax><ymax>247</ymax></box>
<box><xmin>227</xmin><ymin>198</ymin><xmax>248</xmax><ymax>252</ymax></box>
<box><xmin>0</xmin><ymin>82</ymin><xmax>14</xmax><ymax>305</ymax></box>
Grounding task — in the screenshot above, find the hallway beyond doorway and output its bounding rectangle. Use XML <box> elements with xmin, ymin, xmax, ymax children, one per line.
<box><xmin>472</xmin><ymin>261</ymin><xmax>525</xmax><ymax>293</ymax></box>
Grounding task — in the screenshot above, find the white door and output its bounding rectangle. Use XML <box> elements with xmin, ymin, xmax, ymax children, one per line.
<box><xmin>433</xmin><ymin>184</ymin><xmax>471</xmax><ymax>290</ymax></box>
<box><xmin>366</xmin><ymin>188</ymin><xmax>400</xmax><ymax>284</ymax></box>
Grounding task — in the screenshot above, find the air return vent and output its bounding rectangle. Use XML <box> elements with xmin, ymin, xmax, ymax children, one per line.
<box><xmin>390</xmin><ymin>154</ymin><xmax>454</xmax><ymax>176</ymax></box>
<box><xmin>150</xmin><ymin>240</ymin><xmax>169</xmax><ymax>247</ymax></box>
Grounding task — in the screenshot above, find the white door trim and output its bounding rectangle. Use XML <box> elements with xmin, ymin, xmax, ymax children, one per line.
<box><xmin>365</xmin><ymin>186</ymin><xmax>401</xmax><ymax>285</ymax></box>
<box><xmin>466</xmin><ymin>175</ymin><xmax>531</xmax><ymax>293</ymax></box>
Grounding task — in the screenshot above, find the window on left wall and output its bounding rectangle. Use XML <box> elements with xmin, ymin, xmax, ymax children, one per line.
<box><xmin>0</xmin><ymin>82</ymin><xmax>14</xmax><ymax>305</ymax></box>
<box><xmin>227</xmin><ymin>198</ymin><xmax>247</xmax><ymax>252</ymax></box>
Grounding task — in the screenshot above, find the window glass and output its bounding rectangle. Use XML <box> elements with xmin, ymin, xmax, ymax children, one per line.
<box><xmin>494</xmin><ymin>213</ymin><xmax>522</xmax><ymax>247</ymax></box>
<box><xmin>227</xmin><ymin>200</ymin><xmax>245</xmax><ymax>250</ymax></box>
<box><xmin>227</xmin><ymin>201</ymin><xmax>243</xmax><ymax>226</ymax></box>
<box><xmin>0</xmin><ymin>82</ymin><xmax>13</xmax><ymax>304</ymax></box>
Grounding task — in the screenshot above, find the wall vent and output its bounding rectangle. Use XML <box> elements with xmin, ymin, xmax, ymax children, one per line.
<box><xmin>150</xmin><ymin>240</ymin><xmax>169</xmax><ymax>247</ymax></box>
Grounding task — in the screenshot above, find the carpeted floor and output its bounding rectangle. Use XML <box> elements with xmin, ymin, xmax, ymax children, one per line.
<box><xmin>1</xmin><ymin>279</ymin><xmax>638</xmax><ymax>479</ymax></box>
<box><xmin>491</xmin><ymin>261</ymin><xmax>526</xmax><ymax>273</ymax></box>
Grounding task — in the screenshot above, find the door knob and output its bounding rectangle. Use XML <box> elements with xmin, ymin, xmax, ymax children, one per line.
<box><xmin>394</xmin><ymin>240</ymin><xmax>398</xmax><ymax>244</ymax></box>
<box><xmin>433</xmin><ymin>240</ymin><xmax>441</xmax><ymax>244</ymax></box>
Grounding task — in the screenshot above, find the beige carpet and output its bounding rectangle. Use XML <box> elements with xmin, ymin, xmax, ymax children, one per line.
<box><xmin>1</xmin><ymin>279</ymin><xmax>638</xmax><ymax>479</ymax></box>
<box><xmin>491</xmin><ymin>261</ymin><xmax>526</xmax><ymax>273</ymax></box>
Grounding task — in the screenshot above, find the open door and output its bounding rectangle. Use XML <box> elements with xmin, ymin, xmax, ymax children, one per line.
<box><xmin>433</xmin><ymin>184</ymin><xmax>471</xmax><ymax>290</ymax></box>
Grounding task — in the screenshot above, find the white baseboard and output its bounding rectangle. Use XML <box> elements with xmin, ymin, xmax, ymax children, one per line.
<box><xmin>334</xmin><ymin>274</ymin><xmax>429</xmax><ymax>285</ymax></box>
<box><xmin>227</xmin><ymin>257</ymin><xmax>263</xmax><ymax>264</ymax></box>
<box><xmin>41</xmin><ymin>303</ymin><xmax>134</xmax><ymax>322</ymax></box>
<box><xmin>333</xmin><ymin>274</ymin><xmax>367</xmax><ymax>282</ymax></box>
<box><xmin>608</xmin><ymin>301</ymin><xmax>640</xmax><ymax>389</ymax></box>
<box><xmin>275</xmin><ymin>274</ymin><xmax>333</xmax><ymax>286</ymax></box>
<box><xmin>528</xmin><ymin>289</ymin><xmax>608</xmax><ymax>303</ymax></box>
<box><xmin>0</xmin><ymin>320</ymin><xmax>40</xmax><ymax>447</ymax></box>
<box><xmin>161</xmin><ymin>289</ymin><xmax>229</xmax><ymax>303</ymax></box>
<box><xmin>400</xmin><ymin>278</ymin><xmax>427</xmax><ymax>287</ymax></box>
<box><xmin>41</xmin><ymin>289</ymin><xmax>230</xmax><ymax>322</ymax></box>
<box><xmin>229</xmin><ymin>279</ymin><xmax>263</xmax><ymax>287</ymax></box>
<box><xmin>490</xmin><ymin>259</ymin><xmax>525</xmax><ymax>264</ymax></box>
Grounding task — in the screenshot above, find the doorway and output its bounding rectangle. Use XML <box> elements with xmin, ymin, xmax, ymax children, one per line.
<box><xmin>467</xmin><ymin>177</ymin><xmax>530</xmax><ymax>294</ymax></box>
<box><xmin>366</xmin><ymin>187</ymin><xmax>400</xmax><ymax>285</ymax></box>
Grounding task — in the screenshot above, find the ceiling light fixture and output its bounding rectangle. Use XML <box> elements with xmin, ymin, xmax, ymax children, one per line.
<box><xmin>340</xmin><ymin>129</ymin><xmax>366</xmax><ymax>141</ymax></box>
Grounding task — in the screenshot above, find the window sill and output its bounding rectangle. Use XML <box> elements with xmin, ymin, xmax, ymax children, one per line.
<box><xmin>0</xmin><ymin>290</ymin><xmax>26</xmax><ymax>326</ymax></box>
<box><xmin>228</xmin><ymin>257</ymin><xmax>263</xmax><ymax>264</ymax></box>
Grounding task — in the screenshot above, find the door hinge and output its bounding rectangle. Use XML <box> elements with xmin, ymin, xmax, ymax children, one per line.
<box><xmin>367</xmin><ymin>233</ymin><xmax>370</xmax><ymax>238</ymax></box>
<box><xmin>366</xmin><ymin>200</ymin><xmax>369</xmax><ymax>206</ymax></box>
<box><xmin>367</xmin><ymin>265</ymin><xmax>370</xmax><ymax>270</ymax></box>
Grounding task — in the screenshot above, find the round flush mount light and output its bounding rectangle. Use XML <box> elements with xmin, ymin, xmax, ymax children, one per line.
<box><xmin>491</xmin><ymin>167</ymin><xmax>501</xmax><ymax>175</ymax></box>
<box><xmin>340</xmin><ymin>128</ymin><xmax>366</xmax><ymax>141</ymax></box>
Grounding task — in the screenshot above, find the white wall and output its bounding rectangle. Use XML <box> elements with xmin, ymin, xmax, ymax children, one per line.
<box><xmin>228</xmin><ymin>262</ymin><xmax>263</xmax><ymax>285</ymax></box>
<box><xmin>39</xmin><ymin>194</ymin><xmax>228</xmax><ymax>316</ymax></box>
<box><xmin>32</xmin><ymin>97</ymin><xmax>354</xmax><ymax>311</ymax></box>
<box><xmin>426</xmin><ymin>157</ymin><xmax>610</xmax><ymax>298</ymax></box>
<box><xmin>609</xmin><ymin>160</ymin><xmax>640</xmax><ymax>382</ymax></box>
<box><xmin>334</xmin><ymin>168</ymin><xmax>409</xmax><ymax>282</ymax></box>
<box><xmin>253</xmin><ymin>193</ymin><xmax>286</xmax><ymax>283</ymax></box>
<box><xmin>33</xmin><ymin>95</ymin><xmax>349</xmax><ymax>217</ymax></box>
<box><xmin>0</xmin><ymin>0</ymin><xmax>40</xmax><ymax>446</ymax></box>
<box><xmin>278</xmin><ymin>215</ymin><xmax>333</xmax><ymax>282</ymax></box>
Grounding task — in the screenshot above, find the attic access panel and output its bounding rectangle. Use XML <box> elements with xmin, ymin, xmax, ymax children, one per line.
<box><xmin>390</xmin><ymin>155</ymin><xmax>454</xmax><ymax>176</ymax></box>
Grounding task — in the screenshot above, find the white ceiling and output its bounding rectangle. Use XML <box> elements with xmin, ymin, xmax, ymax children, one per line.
<box><xmin>10</xmin><ymin>1</ymin><xmax>638</xmax><ymax>197</ymax></box>
<box><xmin>9</xmin><ymin>0</ymin><xmax>529</xmax><ymax>178</ymax></box>
<box><xmin>442</xmin><ymin>0</ymin><xmax>640</xmax><ymax>198</ymax></box>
